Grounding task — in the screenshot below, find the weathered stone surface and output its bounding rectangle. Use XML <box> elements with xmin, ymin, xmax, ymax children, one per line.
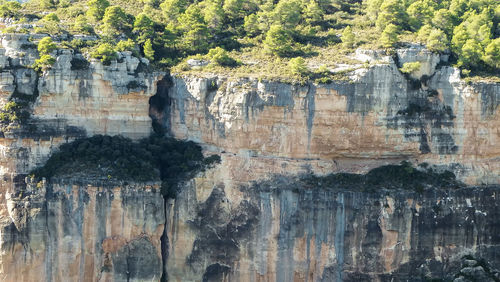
<box><xmin>167</xmin><ymin>55</ymin><xmax>499</xmax><ymax>185</ymax></box>
<box><xmin>0</xmin><ymin>182</ymin><xmax>164</xmax><ymax>282</ymax></box>
<box><xmin>165</xmin><ymin>171</ymin><xmax>500</xmax><ymax>281</ymax></box>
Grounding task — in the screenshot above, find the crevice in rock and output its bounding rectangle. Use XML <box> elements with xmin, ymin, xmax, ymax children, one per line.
<box><xmin>149</xmin><ymin>74</ymin><xmax>172</xmax><ymax>136</ymax></box>
<box><xmin>160</xmin><ymin>197</ymin><xmax>170</xmax><ymax>282</ymax></box>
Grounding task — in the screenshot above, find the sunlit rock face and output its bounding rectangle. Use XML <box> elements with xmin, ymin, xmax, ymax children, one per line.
<box><xmin>167</xmin><ymin>50</ymin><xmax>499</xmax><ymax>186</ymax></box>
<box><xmin>0</xmin><ymin>35</ymin><xmax>497</xmax><ymax>282</ymax></box>
<box><xmin>0</xmin><ymin>34</ymin><xmax>166</xmax><ymax>281</ymax></box>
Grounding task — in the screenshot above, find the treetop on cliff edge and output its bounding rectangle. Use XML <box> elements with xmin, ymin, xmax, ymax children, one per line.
<box><xmin>1</xmin><ymin>0</ymin><xmax>498</xmax><ymax>81</ymax></box>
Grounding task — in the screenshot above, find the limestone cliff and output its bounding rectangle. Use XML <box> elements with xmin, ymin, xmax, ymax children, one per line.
<box><xmin>0</xmin><ymin>33</ymin><xmax>498</xmax><ymax>282</ymax></box>
<box><xmin>167</xmin><ymin>46</ymin><xmax>499</xmax><ymax>186</ymax></box>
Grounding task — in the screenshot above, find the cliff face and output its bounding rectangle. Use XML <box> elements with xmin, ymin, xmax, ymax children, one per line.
<box><xmin>166</xmin><ymin>175</ymin><xmax>500</xmax><ymax>281</ymax></box>
<box><xmin>167</xmin><ymin>46</ymin><xmax>500</xmax><ymax>185</ymax></box>
<box><xmin>0</xmin><ymin>34</ymin><xmax>166</xmax><ymax>281</ymax></box>
<box><xmin>0</xmin><ymin>181</ymin><xmax>164</xmax><ymax>282</ymax></box>
<box><xmin>0</xmin><ymin>34</ymin><xmax>498</xmax><ymax>282</ymax></box>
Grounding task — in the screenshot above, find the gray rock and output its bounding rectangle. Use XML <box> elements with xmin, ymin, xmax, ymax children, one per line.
<box><xmin>187</xmin><ymin>58</ymin><xmax>209</xmax><ymax>68</ymax></box>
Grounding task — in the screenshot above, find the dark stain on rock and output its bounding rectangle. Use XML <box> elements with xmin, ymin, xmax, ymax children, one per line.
<box><xmin>186</xmin><ymin>186</ymin><xmax>259</xmax><ymax>274</ymax></box>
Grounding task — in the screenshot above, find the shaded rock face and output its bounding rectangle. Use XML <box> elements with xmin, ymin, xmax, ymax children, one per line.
<box><xmin>167</xmin><ymin>53</ymin><xmax>499</xmax><ymax>185</ymax></box>
<box><xmin>166</xmin><ymin>174</ymin><xmax>500</xmax><ymax>282</ymax></box>
<box><xmin>0</xmin><ymin>182</ymin><xmax>164</xmax><ymax>282</ymax></box>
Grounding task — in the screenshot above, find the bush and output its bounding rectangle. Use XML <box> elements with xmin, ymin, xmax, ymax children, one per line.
<box><xmin>31</xmin><ymin>134</ymin><xmax>221</xmax><ymax>198</ymax></box>
<box><xmin>37</xmin><ymin>37</ymin><xmax>57</xmax><ymax>55</ymax></box>
<box><xmin>341</xmin><ymin>26</ymin><xmax>355</xmax><ymax>48</ymax></box>
<box><xmin>33</xmin><ymin>54</ymin><xmax>56</xmax><ymax>72</ymax></box>
<box><xmin>400</xmin><ymin>61</ymin><xmax>421</xmax><ymax>74</ymax></box>
<box><xmin>263</xmin><ymin>24</ymin><xmax>294</xmax><ymax>57</ymax></box>
<box><xmin>288</xmin><ymin>57</ymin><xmax>308</xmax><ymax>76</ymax></box>
<box><xmin>380</xmin><ymin>23</ymin><xmax>399</xmax><ymax>48</ymax></box>
<box><xmin>91</xmin><ymin>43</ymin><xmax>117</xmax><ymax>65</ymax></box>
<box><xmin>207</xmin><ymin>47</ymin><xmax>238</xmax><ymax>67</ymax></box>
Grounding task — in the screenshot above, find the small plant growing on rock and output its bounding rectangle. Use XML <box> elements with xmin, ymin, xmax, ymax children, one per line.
<box><xmin>33</xmin><ymin>54</ymin><xmax>56</xmax><ymax>72</ymax></box>
<box><xmin>400</xmin><ymin>61</ymin><xmax>421</xmax><ymax>74</ymax></box>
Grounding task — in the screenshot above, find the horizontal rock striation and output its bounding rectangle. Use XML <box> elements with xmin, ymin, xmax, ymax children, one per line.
<box><xmin>167</xmin><ymin>47</ymin><xmax>500</xmax><ymax>185</ymax></box>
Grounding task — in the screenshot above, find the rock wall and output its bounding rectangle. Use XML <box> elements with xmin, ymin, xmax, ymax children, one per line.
<box><xmin>165</xmin><ymin>171</ymin><xmax>500</xmax><ymax>282</ymax></box>
<box><xmin>0</xmin><ymin>34</ymin><xmax>166</xmax><ymax>281</ymax></box>
<box><xmin>0</xmin><ymin>33</ymin><xmax>498</xmax><ymax>282</ymax></box>
<box><xmin>167</xmin><ymin>47</ymin><xmax>500</xmax><ymax>185</ymax></box>
<box><xmin>0</xmin><ymin>181</ymin><xmax>164</xmax><ymax>282</ymax></box>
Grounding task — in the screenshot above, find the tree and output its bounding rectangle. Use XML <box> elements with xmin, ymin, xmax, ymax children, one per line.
<box><xmin>143</xmin><ymin>39</ymin><xmax>155</xmax><ymax>61</ymax></box>
<box><xmin>288</xmin><ymin>57</ymin><xmax>307</xmax><ymax>76</ymax></box>
<box><xmin>263</xmin><ymin>24</ymin><xmax>294</xmax><ymax>57</ymax></box>
<box><xmin>376</xmin><ymin>0</ymin><xmax>407</xmax><ymax>31</ymax></box>
<box><xmin>207</xmin><ymin>47</ymin><xmax>238</xmax><ymax>66</ymax></box>
<box><xmin>417</xmin><ymin>24</ymin><xmax>432</xmax><ymax>42</ymax></box>
<box><xmin>223</xmin><ymin>0</ymin><xmax>244</xmax><ymax>21</ymax></box>
<box><xmin>451</xmin><ymin>24</ymin><xmax>469</xmax><ymax>53</ymax></box>
<box><xmin>160</xmin><ymin>0</ymin><xmax>188</xmax><ymax>23</ymax></box>
<box><xmin>380</xmin><ymin>23</ymin><xmax>399</xmax><ymax>48</ymax></box>
<box><xmin>458</xmin><ymin>39</ymin><xmax>483</xmax><ymax>68</ymax></box>
<box><xmin>133</xmin><ymin>13</ymin><xmax>154</xmax><ymax>43</ymax></box>
<box><xmin>244</xmin><ymin>14</ymin><xmax>260</xmax><ymax>37</ymax></box>
<box><xmin>0</xmin><ymin>1</ymin><xmax>21</xmax><ymax>18</ymax></box>
<box><xmin>272</xmin><ymin>0</ymin><xmax>302</xmax><ymax>30</ymax></box>
<box><xmin>116</xmin><ymin>39</ymin><xmax>137</xmax><ymax>54</ymax></box>
<box><xmin>86</xmin><ymin>0</ymin><xmax>110</xmax><ymax>22</ymax></box>
<box><xmin>40</xmin><ymin>0</ymin><xmax>58</xmax><ymax>9</ymax></box>
<box><xmin>178</xmin><ymin>5</ymin><xmax>210</xmax><ymax>53</ymax></box>
<box><xmin>426</xmin><ymin>29</ymin><xmax>448</xmax><ymax>52</ymax></box>
<box><xmin>304</xmin><ymin>0</ymin><xmax>323</xmax><ymax>25</ymax></box>
<box><xmin>101</xmin><ymin>6</ymin><xmax>129</xmax><ymax>37</ymax></box>
<box><xmin>33</xmin><ymin>54</ymin><xmax>56</xmax><ymax>72</ymax></box>
<box><xmin>406</xmin><ymin>0</ymin><xmax>436</xmax><ymax>31</ymax></box>
<box><xmin>432</xmin><ymin>9</ymin><xmax>454</xmax><ymax>35</ymax></box>
<box><xmin>203</xmin><ymin>0</ymin><xmax>225</xmax><ymax>33</ymax></box>
<box><xmin>400</xmin><ymin>61</ymin><xmax>421</xmax><ymax>74</ymax></box>
<box><xmin>366</xmin><ymin>0</ymin><xmax>384</xmax><ymax>22</ymax></box>
<box><xmin>73</xmin><ymin>15</ymin><xmax>94</xmax><ymax>34</ymax></box>
<box><xmin>341</xmin><ymin>26</ymin><xmax>355</xmax><ymax>48</ymax></box>
<box><xmin>38</xmin><ymin>37</ymin><xmax>57</xmax><ymax>55</ymax></box>
<box><xmin>91</xmin><ymin>43</ymin><xmax>117</xmax><ymax>65</ymax></box>
<box><xmin>483</xmin><ymin>38</ymin><xmax>500</xmax><ymax>69</ymax></box>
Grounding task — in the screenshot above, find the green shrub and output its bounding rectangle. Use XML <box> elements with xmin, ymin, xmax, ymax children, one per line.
<box><xmin>288</xmin><ymin>57</ymin><xmax>308</xmax><ymax>76</ymax></box>
<box><xmin>37</xmin><ymin>37</ymin><xmax>57</xmax><ymax>55</ymax></box>
<box><xmin>400</xmin><ymin>61</ymin><xmax>421</xmax><ymax>74</ymax></box>
<box><xmin>33</xmin><ymin>54</ymin><xmax>56</xmax><ymax>72</ymax></box>
<box><xmin>263</xmin><ymin>24</ymin><xmax>294</xmax><ymax>57</ymax></box>
<box><xmin>207</xmin><ymin>47</ymin><xmax>238</xmax><ymax>67</ymax></box>
<box><xmin>91</xmin><ymin>43</ymin><xmax>117</xmax><ymax>65</ymax></box>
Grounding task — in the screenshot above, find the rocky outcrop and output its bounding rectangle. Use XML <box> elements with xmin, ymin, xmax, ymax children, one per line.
<box><xmin>167</xmin><ymin>48</ymin><xmax>500</xmax><ymax>185</ymax></box>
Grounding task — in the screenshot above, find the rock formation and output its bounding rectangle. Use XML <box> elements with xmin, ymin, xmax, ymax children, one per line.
<box><xmin>0</xmin><ymin>34</ymin><xmax>498</xmax><ymax>282</ymax></box>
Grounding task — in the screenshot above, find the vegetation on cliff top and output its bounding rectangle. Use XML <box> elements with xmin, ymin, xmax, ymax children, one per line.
<box><xmin>0</xmin><ymin>0</ymin><xmax>498</xmax><ymax>81</ymax></box>
<box><xmin>31</xmin><ymin>134</ymin><xmax>221</xmax><ymax>198</ymax></box>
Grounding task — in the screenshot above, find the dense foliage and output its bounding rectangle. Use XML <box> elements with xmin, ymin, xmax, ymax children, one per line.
<box><xmin>31</xmin><ymin>134</ymin><xmax>221</xmax><ymax>197</ymax></box>
<box><xmin>2</xmin><ymin>0</ymin><xmax>499</xmax><ymax>79</ymax></box>
<box><xmin>301</xmin><ymin>161</ymin><xmax>462</xmax><ymax>192</ymax></box>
